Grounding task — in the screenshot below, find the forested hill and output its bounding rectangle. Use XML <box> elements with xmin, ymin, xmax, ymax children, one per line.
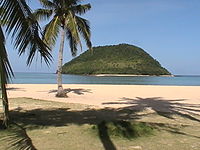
<box><xmin>62</xmin><ymin>44</ymin><xmax>171</xmax><ymax>75</ymax></box>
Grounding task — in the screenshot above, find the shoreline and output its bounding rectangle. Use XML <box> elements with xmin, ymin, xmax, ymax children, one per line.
<box><xmin>92</xmin><ymin>74</ymin><xmax>174</xmax><ymax>77</ymax></box>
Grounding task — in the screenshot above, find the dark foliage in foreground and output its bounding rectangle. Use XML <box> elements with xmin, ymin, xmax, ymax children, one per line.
<box><xmin>0</xmin><ymin>123</ymin><xmax>37</xmax><ymax>150</ymax></box>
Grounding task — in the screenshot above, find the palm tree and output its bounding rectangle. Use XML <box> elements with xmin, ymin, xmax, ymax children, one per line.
<box><xmin>0</xmin><ymin>26</ymin><xmax>13</xmax><ymax>128</ymax></box>
<box><xmin>0</xmin><ymin>0</ymin><xmax>52</xmax><ymax>128</ymax></box>
<box><xmin>35</xmin><ymin>0</ymin><xmax>92</xmax><ymax>97</ymax></box>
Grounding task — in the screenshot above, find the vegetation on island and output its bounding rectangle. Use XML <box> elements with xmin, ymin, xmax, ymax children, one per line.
<box><xmin>62</xmin><ymin>44</ymin><xmax>171</xmax><ymax>75</ymax></box>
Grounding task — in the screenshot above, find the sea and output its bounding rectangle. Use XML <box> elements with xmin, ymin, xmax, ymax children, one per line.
<box><xmin>9</xmin><ymin>72</ymin><xmax>200</xmax><ymax>86</ymax></box>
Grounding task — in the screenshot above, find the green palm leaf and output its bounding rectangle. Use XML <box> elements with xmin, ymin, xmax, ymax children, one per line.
<box><xmin>66</xmin><ymin>29</ymin><xmax>78</xmax><ymax>56</ymax></box>
<box><xmin>0</xmin><ymin>27</ymin><xmax>13</xmax><ymax>83</ymax></box>
<box><xmin>0</xmin><ymin>0</ymin><xmax>52</xmax><ymax>65</ymax></box>
<box><xmin>1</xmin><ymin>123</ymin><xmax>37</xmax><ymax>150</ymax></box>
<box><xmin>34</xmin><ymin>9</ymin><xmax>53</xmax><ymax>21</ymax></box>
<box><xmin>43</xmin><ymin>16</ymin><xmax>61</xmax><ymax>47</ymax></box>
<box><xmin>0</xmin><ymin>0</ymin><xmax>53</xmax><ymax>129</ymax></box>
<box><xmin>71</xmin><ymin>3</ymin><xmax>91</xmax><ymax>15</ymax></box>
<box><xmin>66</xmin><ymin>11</ymin><xmax>82</xmax><ymax>54</ymax></box>
<box><xmin>39</xmin><ymin>0</ymin><xmax>55</xmax><ymax>9</ymax></box>
<box><xmin>75</xmin><ymin>16</ymin><xmax>92</xmax><ymax>50</ymax></box>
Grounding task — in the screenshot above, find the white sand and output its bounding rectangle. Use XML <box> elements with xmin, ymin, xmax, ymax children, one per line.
<box><xmin>7</xmin><ymin>84</ymin><xmax>200</xmax><ymax>111</ymax></box>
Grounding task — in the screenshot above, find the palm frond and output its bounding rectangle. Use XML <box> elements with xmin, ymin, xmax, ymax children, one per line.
<box><xmin>66</xmin><ymin>29</ymin><xmax>78</xmax><ymax>56</ymax></box>
<box><xmin>66</xmin><ymin>11</ymin><xmax>82</xmax><ymax>54</ymax></box>
<box><xmin>0</xmin><ymin>0</ymin><xmax>52</xmax><ymax>66</ymax></box>
<box><xmin>39</xmin><ymin>0</ymin><xmax>55</xmax><ymax>9</ymax></box>
<box><xmin>52</xmin><ymin>0</ymin><xmax>62</xmax><ymax>7</ymax></box>
<box><xmin>1</xmin><ymin>123</ymin><xmax>37</xmax><ymax>150</ymax></box>
<box><xmin>0</xmin><ymin>7</ymin><xmax>9</xmax><ymax>26</ymax></box>
<box><xmin>34</xmin><ymin>9</ymin><xmax>53</xmax><ymax>21</ymax></box>
<box><xmin>71</xmin><ymin>4</ymin><xmax>91</xmax><ymax>15</ymax></box>
<box><xmin>66</xmin><ymin>0</ymin><xmax>83</xmax><ymax>6</ymax></box>
<box><xmin>43</xmin><ymin>16</ymin><xmax>60</xmax><ymax>47</ymax></box>
<box><xmin>75</xmin><ymin>16</ymin><xmax>92</xmax><ymax>50</ymax></box>
<box><xmin>0</xmin><ymin>26</ymin><xmax>13</xmax><ymax>83</ymax></box>
<box><xmin>0</xmin><ymin>7</ymin><xmax>4</xmax><ymax>14</ymax></box>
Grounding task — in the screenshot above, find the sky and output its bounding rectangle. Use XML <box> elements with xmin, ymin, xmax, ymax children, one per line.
<box><xmin>6</xmin><ymin>0</ymin><xmax>200</xmax><ymax>75</ymax></box>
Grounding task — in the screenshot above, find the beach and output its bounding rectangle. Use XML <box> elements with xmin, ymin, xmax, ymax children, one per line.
<box><xmin>3</xmin><ymin>84</ymin><xmax>200</xmax><ymax>150</ymax></box>
<box><xmin>7</xmin><ymin>84</ymin><xmax>200</xmax><ymax>111</ymax></box>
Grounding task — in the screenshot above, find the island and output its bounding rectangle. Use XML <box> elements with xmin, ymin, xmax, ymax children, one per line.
<box><xmin>62</xmin><ymin>44</ymin><xmax>171</xmax><ymax>76</ymax></box>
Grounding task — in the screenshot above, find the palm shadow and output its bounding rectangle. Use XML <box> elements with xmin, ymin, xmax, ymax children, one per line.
<box><xmin>98</xmin><ymin>121</ymin><xmax>117</xmax><ymax>150</ymax></box>
<box><xmin>10</xmin><ymin>107</ymin><xmax>140</xmax><ymax>127</ymax></box>
<box><xmin>6</xmin><ymin>97</ymin><xmax>200</xmax><ymax>149</ymax></box>
<box><xmin>10</xmin><ymin>107</ymin><xmax>127</xmax><ymax>150</ymax></box>
<box><xmin>6</xmin><ymin>87</ymin><xmax>26</xmax><ymax>92</ymax></box>
<box><xmin>103</xmin><ymin>97</ymin><xmax>200</xmax><ymax>122</ymax></box>
<box><xmin>48</xmin><ymin>88</ymin><xmax>92</xmax><ymax>95</ymax></box>
<box><xmin>0</xmin><ymin>120</ymin><xmax>6</xmax><ymax>129</ymax></box>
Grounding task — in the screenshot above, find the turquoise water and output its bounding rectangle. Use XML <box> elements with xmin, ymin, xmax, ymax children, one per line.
<box><xmin>9</xmin><ymin>72</ymin><xmax>200</xmax><ymax>86</ymax></box>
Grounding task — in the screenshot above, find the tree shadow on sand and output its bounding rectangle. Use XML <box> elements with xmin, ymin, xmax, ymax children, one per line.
<box><xmin>48</xmin><ymin>88</ymin><xmax>92</xmax><ymax>95</ymax></box>
<box><xmin>103</xmin><ymin>97</ymin><xmax>200</xmax><ymax>122</ymax></box>
<box><xmin>6</xmin><ymin>87</ymin><xmax>26</xmax><ymax>92</ymax></box>
<box><xmin>6</xmin><ymin>97</ymin><xmax>200</xmax><ymax>150</ymax></box>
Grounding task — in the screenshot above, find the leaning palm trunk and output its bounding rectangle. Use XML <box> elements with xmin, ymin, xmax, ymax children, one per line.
<box><xmin>0</xmin><ymin>71</ymin><xmax>9</xmax><ymax>128</ymax></box>
<box><xmin>0</xmin><ymin>26</ymin><xmax>13</xmax><ymax>128</ymax></box>
<box><xmin>1</xmin><ymin>83</ymin><xmax>9</xmax><ymax>127</ymax></box>
<box><xmin>56</xmin><ymin>28</ymin><xmax>66</xmax><ymax>97</ymax></box>
<box><xmin>0</xmin><ymin>11</ymin><xmax>9</xmax><ymax>128</ymax></box>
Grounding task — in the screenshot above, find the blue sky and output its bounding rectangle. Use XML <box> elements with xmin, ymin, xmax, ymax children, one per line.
<box><xmin>6</xmin><ymin>0</ymin><xmax>200</xmax><ymax>75</ymax></box>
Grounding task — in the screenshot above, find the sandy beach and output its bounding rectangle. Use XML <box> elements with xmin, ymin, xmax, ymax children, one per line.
<box><xmin>3</xmin><ymin>84</ymin><xmax>200</xmax><ymax>150</ymax></box>
<box><xmin>7</xmin><ymin>84</ymin><xmax>200</xmax><ymax>111</ymax></box>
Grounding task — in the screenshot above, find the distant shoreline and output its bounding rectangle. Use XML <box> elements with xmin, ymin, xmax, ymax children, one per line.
<box><xmin>91</xmin><ymin>74</ymin><xmax>174</xmax><ymax>77</ymax></box>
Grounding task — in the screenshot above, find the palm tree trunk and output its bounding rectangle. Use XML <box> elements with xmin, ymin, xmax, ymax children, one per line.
<box><xmin>0</xmin><ymin>27</ymin><xmax>11</xmax><ymax>128</ymax></box>
<box><xmin>0</xmin><ymin>75</ymin><xmax>9</xmax><ymax>128</ymax></box>
<box><xmin>0</xmin><ymin>71</ymin><xmax>9</xmax><ymax>128</ymax></box>
<box><xmin>56</xmin><ymin>28</ymin><xmax>66</xmax><ymax>97</ymax></box>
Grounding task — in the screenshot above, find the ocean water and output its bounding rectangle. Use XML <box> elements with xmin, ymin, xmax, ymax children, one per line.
<box><xmin>9</xmin><ymin>72</ymin><xmax>200</xmax><ymax>86</ymax></box>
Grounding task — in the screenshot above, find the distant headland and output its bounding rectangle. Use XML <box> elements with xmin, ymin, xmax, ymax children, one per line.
<box><xmin>62</xmin><ymin>44</ymin><xmax>171</xmax><ymax>76</ymax></box>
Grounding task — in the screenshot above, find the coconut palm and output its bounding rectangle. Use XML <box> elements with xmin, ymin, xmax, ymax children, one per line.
<box><xmin>0</xmin><ymin>0</ymin><xmax>52</xmax><ymax>128</ymax></box>
<box><xmin>34</xmin><ymin>0</ymin><xmax>92</xmax><ymax>97</ymax></box>
<box><xmin>0</xmin><ymin>26</ymin><xmax>13</xmax><ymax>128</ymax></box>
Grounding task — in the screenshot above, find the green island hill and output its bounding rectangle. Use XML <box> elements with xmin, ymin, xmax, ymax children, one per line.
<box><xmin>62</xmin><ymin>44</ymin><xmax>171</xmax><ymax>76</ymax></box>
